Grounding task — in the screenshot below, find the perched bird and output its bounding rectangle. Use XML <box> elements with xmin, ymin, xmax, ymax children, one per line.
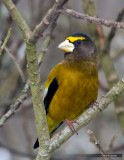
<box><xmin>34</xmin><ymin>33</ymin><xmax>98</xmax><ymax>149</ymax></box>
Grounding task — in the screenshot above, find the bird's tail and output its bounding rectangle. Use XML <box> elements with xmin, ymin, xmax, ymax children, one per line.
<box><xmin>33</xmin><ymin>138</ymin><xmax>39</xmax><ymax>149</ymax></box>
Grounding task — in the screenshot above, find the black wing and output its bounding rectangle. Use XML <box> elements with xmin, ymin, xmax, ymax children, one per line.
<box><xmin>44</xmin><ymin>78</ymin><xmax>59</xmax><ymax>114</ymax></box>
<box><xmin>33</xmin><ymin>78</ymin><xmax>63</xmax><ymax>149</ymax></box>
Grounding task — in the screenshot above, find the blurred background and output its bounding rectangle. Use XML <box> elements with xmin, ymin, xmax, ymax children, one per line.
<box><xmin>0</xmin><ymin>0</ymin><xmax>124</xmax><ymax>160</ymax></box>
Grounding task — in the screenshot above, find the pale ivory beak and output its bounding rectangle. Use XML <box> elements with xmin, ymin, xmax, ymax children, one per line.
<box><xmin>58</xmin><ymin>40</ymin><xmax>74</xmax><ymax>52</ymax></box>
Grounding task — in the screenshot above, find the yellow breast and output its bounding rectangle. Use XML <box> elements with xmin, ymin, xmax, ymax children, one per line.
<box><xmin>47</xmin><ymin>60</ymin><xmax>98</xmax><ymax>124</ymax></box>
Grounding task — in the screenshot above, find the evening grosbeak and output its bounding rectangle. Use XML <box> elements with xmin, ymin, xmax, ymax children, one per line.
<box><xmin>34</xmin><ymin>33</ymin><xmax>98</xmax><ymax>149</ymax></box>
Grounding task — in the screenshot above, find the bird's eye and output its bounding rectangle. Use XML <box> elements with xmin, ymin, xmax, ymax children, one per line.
<box><xmin>74</xmin><ymin>40</ymin><xmax>82</xmax><ymax>45</ymax></box>
<box><xmin>77</xmin><ymin>40</ymin><xmax>82</xmax><ymax>44</ymax></box>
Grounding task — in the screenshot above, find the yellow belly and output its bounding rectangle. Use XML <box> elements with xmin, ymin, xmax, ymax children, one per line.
<box><xmin>49</xmin><ymin>74</ymin><xmax>98</xmax><ymax>121</ymax></box>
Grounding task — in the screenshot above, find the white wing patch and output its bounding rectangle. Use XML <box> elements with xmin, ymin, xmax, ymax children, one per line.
<box><xmin>43</xmin><ymin>88</ymin><xmax>48</xmax><ymax>100</ymax></box>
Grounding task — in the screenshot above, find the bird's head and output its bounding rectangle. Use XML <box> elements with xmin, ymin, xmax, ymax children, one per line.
<box><xmin>58</xmin><ymin>33</ymin><xmax>97</xmax><ymax>62</ymax></box>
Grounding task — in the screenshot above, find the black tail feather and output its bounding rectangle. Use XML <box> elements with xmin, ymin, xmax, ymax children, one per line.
<box><xmin>33</xmin><ymin>138</ymin><xmax>39</xmax><ymax>149</ymax></box>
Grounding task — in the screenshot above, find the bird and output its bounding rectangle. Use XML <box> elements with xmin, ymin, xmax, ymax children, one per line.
<box><xmin>34</xmin><ymin>33</ymin><xmax>98</xmax><ymax>149</ymax></box>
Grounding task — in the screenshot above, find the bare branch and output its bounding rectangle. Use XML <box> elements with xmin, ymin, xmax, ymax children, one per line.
<box><xmin>103</xmin><ymin>7</ymin><xmax>124</xmax><ymax>53</ymax></box>
<box><xmin>38</xmin><ymin>16</ymin><xmax>58</xmax><ymax>65</ymax></box>
<box><xmin>111</xmin><ymin>48</ymin><xmax>124</xmax><ymax>59</ymax></box>
<box><xmin>59</xmin><ymin>8</ymin><xmax>124</xmax><ymax>29</ymax></box>
<box><xmin>107</xmin><ymin>133</ymin><xmax>118</xmax><ymax>153</ymax></box>
<box><xmin>87</xmin><ymin>130</ymin><xmax>110</xmax><ymax>160</ymax></box>
<box><xmin>95</xmin><ymin>24</ymin><xmax>106</xmax><ymax>49</ymax></box>
<box><xmin>0</xmin><ymin>28</ymin><xmax>11</xmax><ymax>55</ymax></box>
<box><xmin>29</xmin><ymin>0</ymin><xmax>69</xmax><ymax>43</ymax></box>
<box><xmin>0</xmin><ymin>83</ymin><xmax>29</xmax><ymax>127</ymax></box>
<box><xmin>108</xmin><ymin>8</ymin><xmax>124</xmax><ymax>41</ymax></box>
<box><xmin>3</xmin><ymin>45</ymin><xmax>25</xmax><ymax>82</ymax></box>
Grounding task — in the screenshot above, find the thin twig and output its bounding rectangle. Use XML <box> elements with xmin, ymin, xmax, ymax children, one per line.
<box><xmin>108</xmin><ymin>8</ymin><xmax>124</xmax><ymax>41</ymax></box>
<box><xmin>3</xmin><ymin>45</ymin><xmax>25</xmax><ymax>82</ymax></box>
<box><xmin>113</xmin><ymin>144</ymin><xmax>124</xmax><ymax>152</ymax></box>
<box><xmin>103</xmin><ymin>8</ymin><xmax>124</xmax><ymax>53</ymax></box>
<box><xmin>95</xmin><ymin>24</ymin><xmax>105</xmax><ymax>49</ymax></box>
<box><xmin>38</xmin><ymin>16</ymin><xmax>59</xmax><ymax>65</ymax></box>
<box><xmin>0</xmin><ymin>28</ymin><xmax>12</xmax><ymax>55</ymax></box>
<box><xmin>0</xmin><ymin>82</ymin><xmax>29</xmax><ymax>127</ymax></box>
<box><xmin>29</xmin><ymin>0</ymin><xmax>69</xmax><ymax>43</ymax></box>
<box><xmin>111</xmin><ymin>48</ymin><xmax>124</xmax><ymax>59</ymax></box>
<box><xmin>87</xmin><ymin>130</ymin><xmax>110</xmax><ymax>160</ymax></box>
<box><xmin>96</xmin><ymin>8</ymin><xmax>124</xmax><ymax>52</ymax></box>
<box><xmin>59</xmin><ymin>8</ymin><xmax>124</xmax><ymax>29</ymax></box>
<box><xmin>107</xmin><ymin>133</ymin><xmax>118</xmax><ymax>153</ymax></box>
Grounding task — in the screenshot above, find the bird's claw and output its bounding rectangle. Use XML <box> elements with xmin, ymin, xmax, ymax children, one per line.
<box><xmin>65</xmin><ymin>118</ymin><xmax>79</xmax><ymax>135</ymax></box>
<box><xmin>89</xmin><ymin>101</ymin><xmax>102</xmax><ymax>112</ymax></box>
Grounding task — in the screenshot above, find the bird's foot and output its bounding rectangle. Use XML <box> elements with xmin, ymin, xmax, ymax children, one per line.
<box><xmin>89</xmin><ymin>101</ymin><xmax>101</xmax><ymax>112</ymax></box>
<box><xmin>65</xmin><ymin>118</ymin><xmax>79</xmax><ymax>135</ymax></box>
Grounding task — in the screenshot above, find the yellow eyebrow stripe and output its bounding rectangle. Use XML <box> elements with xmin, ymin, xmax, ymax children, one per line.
<box><xmin>66</xmin><ymin>36</ymin><xmax>85</xmax><ymax>43</ymax></box>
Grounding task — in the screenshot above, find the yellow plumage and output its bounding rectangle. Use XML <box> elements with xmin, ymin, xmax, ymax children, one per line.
<box><xmin>46</xmin><ymin>59</ymin><xmax>98</xmax><ymax>133</ymax></box>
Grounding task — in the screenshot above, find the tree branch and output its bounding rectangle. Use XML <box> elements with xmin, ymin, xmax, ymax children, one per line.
<box><xmin>29</xmin><ymin>0</ymin><xmax>69</xmax><ymax>43</ymax></box>
<box><xmin>87</xmin><ymin>130</ymin><xmax>110</xmax><ymax>160</ymax></box>
<box><xmin>102</xmin><ymin>7</ymin><xmax>124</xmax><ymax>53</ymax></box>
<box><xmin>1</xmin><ymin>44</ymin><xmax>25</xmax><ymax>82</ymax></box>
<box><xmin>0</xmin><ymin>28</ymin><xmax>11</xmax><ymax>55</ymax></box>
<box><xmin>49</xmin><ymin>77</ymin><xmax>124</xmax><ymax>152</ymax></box>
<box><xmin>0</xmin><ymin>82</ymin><xmax>29</xmax><ymax>127</ymax></box>
<box><xmin>38</xmin><ymin>17</ymin><xmax>59</xmax><ymax>65</ymax></box>
<box><xmin>59</xmin><ymin>8</ymin><xmax>124</xmax><ymax>29</ymax></box>
<box><xmin>107</xmin><ymin>133</ymin><xmax>118</xmax><ymax>153</ymax></box>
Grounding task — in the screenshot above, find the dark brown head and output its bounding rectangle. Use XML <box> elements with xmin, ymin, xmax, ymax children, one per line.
<box><xmin>58</xmin><ymin>33</ymin><xmax>97</xmax><ymax>62</ymax></box>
